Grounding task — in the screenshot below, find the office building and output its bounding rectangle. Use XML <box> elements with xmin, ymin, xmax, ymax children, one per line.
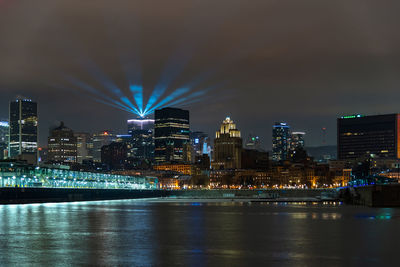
<box><xmin>92</xmin><ymin>131</ymin><xmax>116</xmax><ymax>162</ymax></box>
<box><xmin>291</xmin><ymin>132</ymin><xmax>305</xmax><ymax>149</ymax></box>
<box><xmin>272</xmin><ymin>122</ymin><xmax>290</xmax><ymax>161</ymax></box>
<box><xmin>0</xmin><ymin>120</ymin><xmax>8</xmax><ymax>159</ymax></box>
<box><xmin>290</xmin><ymin>131</ymin><xmax>305</xmax><ymax>158</ymax></box>
<box><xmin>338</xmin><ymin>114</ymin><xmax>400</xmax><ymax>160</ymax></box>
<box><xmin>126</xmin><ymin>117</ymin><xmax>155</xmax><ymax>164</ymax></box>
<box><xmin>154</xmin><ymin>107</ymin><xmax>190</xmax><ymax>164</ymax></box>
<box><xmin>130</xmin><ymin>131</ymin><xmax>154</xmax><ymax>162</ymax></box>
<box><xmin>74</xmin><ymin>132</ymin><xmax>93</xmax><ymax>164</ymax></box>
<box><xmin>190</xmin><ymin>131</ymin><xmax>210</xmax><ymax>159</ymax></box>
<box><xmin>101</xmin><ymin>142</ymin><xmax>128</xmax><ymax>170</ymax></box>
<box><xmin>241</xmin><ymin>149</ymin><xmax>269</xmax><ymax>170</ymax></box>
<box><xmin>9</xmin><ymin>98</ymin><xmax>38</xmax><ymax>162</ymax></box>
<box><xmin>127</xmin><ymin>117</ymin><xmax>154</xmax><ymax>133</ymax></box>
<box><xmin>212</xmin><ymin>117</ymin><xmax>242</xmax><ymax>170</ymax></box>
<box><xmin>47</xmin><ymin>122</ymin><xmax>78</xmax><ymax>164</ymax></box>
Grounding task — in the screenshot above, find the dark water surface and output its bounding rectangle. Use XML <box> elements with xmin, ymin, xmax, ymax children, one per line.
<box><xmin>0</xmin><ymin>199</ymin><xmax>399</xmax><ymax>266</ymax></box>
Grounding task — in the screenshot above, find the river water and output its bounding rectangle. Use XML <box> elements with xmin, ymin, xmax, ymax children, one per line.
<box><xmin>0</xmin><ymin>199</ymin><xmax>398</xmax><ymax>266</ymax></box>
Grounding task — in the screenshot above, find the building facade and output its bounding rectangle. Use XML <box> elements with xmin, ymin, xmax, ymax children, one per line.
<box><xmin>74</xmin><ymin>132</ymin><xmax>93</xmax><ymax>164</ymax></box>
<box><xmin>92</xmin><ymin>131</ymin><xmax>116</xmax><ymax>162</ymax></box>
<box><xmin>101</xmin><ymin>142</ymin><xmax>128</xmax><ymax>170</ymax></box>
<box><xmin>127</xmin><ymin>117</ymin><xmax>155</xmax><ymax>164</ymax></box>
<box><xmin>0</xmin><ymin>120</ymin><xmax>9</xmax><ymax>159</ymax></box>
<box><xmin>337</xmin><ymin>114</ymin><xmax>400</xmax><ymax>160</ymax></box>
<box><xmin>47</xmin><ymin>122</ymin><xmax>78</xmax><ymax>164</ymax></box>
<box><xmin>8</xmin><ymin>98</ymin><xmax>38</xmax><ymax>162</ymax></box>
<box><xmin>190</xmin><ymin>131</ymin><xmax>210</xmax><ymax>160</ymax></box>
<box><xmin>272</xmin><ymin>122</ymin><xmax>290</xmax><ymax>161</ymax></box>
<box><xmin>212</xmin><ymin>117</ymin><xmax>242</xmax><ymax>170</ymax></box>
<box><xmin>127</xmin><ymin>117</ymin><xmax>154</xmax><ymax>132</ymax></box>
<box><xmin>290</xmin><ymin>131</ymin><xmax>306</xmax><ymax>158</ymax></box>
<box><xmin>154</xmin><ymin>107</ymin><xmax>190</xmax><ymax>164</ymax></box>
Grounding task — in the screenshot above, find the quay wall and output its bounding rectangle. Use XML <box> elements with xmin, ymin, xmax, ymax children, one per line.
<box><xmin>0</xmin><ymin>188</ymin><xmax>339</xmax><ymax>204</ymax></box>
<box><xmin>340</xmin><ymin>184</ymin><xmax>400</xmax><ymax>207</ymax></box>
<box><xmin>168</xmin><ymin>188</ymin><xmax>338</xmax><ymax>200</ymax></box>
<box><xmin>0</xmin><ymin>187</ymin><xmax>168</xmax><ymax>204</ymax></box>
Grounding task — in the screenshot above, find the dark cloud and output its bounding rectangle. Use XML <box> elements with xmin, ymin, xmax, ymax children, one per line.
<box><xmin>1</xmin><ymin>0</ymin><xmax>400</xmax><ymax>148</ymax></box>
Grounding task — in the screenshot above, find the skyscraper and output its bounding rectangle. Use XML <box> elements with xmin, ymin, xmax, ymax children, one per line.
<box><xmin>154</xmin><ymin>107</ymin><xmax>190</xmax><ymax>164</ymax></box>
<box><xmin>126</xmin><ymin>117</ymin><xmax>155</xmax><ymax>164</ymax></box>
<box><xmin>101</xmin><ymin>142</ymin><xmax>128</xmax><ymax>170</ymax></box>
<box><xmin>338</xmin><ymin>114</ymin><xmax>400</xmax><ymax>160</ymax></box>
<box><xmin>74</xmin><ymin>132</ymin><xmax>93</xmax><ymax>164</ymax></box>
<box><xmin>92</xmin><ymin>131</ymin><xmax>116</xmax><ymax>162</ymax></box>
<box><xmin>289</xmin><ymin>131</ymin><xmax>306</xmax><ymax>160</ymax></box>
<box><xmin>0</xmin><ymin>120</ymin><xmax>9</xmax><ymax>159</ymax></box>
<box><xmin>47</xmin><ymin>122</ymin><xmax>78</xmax><ymax>164</ymax></box>
<box><xmin>127</xmin><ymin>117</ymin><xmax>154</xmax><ymax>132</ymax></box>
<box><xmin>190</xmin><ymin>131</ymin><xmax>210</xmax><ymax>159</ymax></box>
<box><xmin>272</xmin><ymin>122</ymin><xmax>290</xmax><ymax>161</ymax></box>
<box><xmin>212</xmin><ymin>117</ymin><xmax>242</xmax><ymax>170</ymax></box>
<box><xmin>290</xmin><ymin>132</ymin><xmax>305</xmax><ymax>149</ymax></box>
<box><xmin>9</xmin><ymin>98</ymin><xmax>38</xmax><ymax>162</ymax></box>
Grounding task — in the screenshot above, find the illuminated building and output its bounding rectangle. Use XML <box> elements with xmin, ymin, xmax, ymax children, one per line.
<box><xmin>153</xmin><ymin>164</ymin><xmax>193</xmax><ymax>175</ymax></box>
<box><xmin>8</xmin><ymin>98</ymin><xmax>38</xmax><ymax>163</ymax></box>
<box><xmin>92</xmin><ymin>131</ymin><xmax>116</xmax><ymax>162</ymax></box>
<box><xmin>272</xmin><ymin>122</ymin><xmax>290</xmax><ymax>161</ymax></box>
<box><xmin>245</xmin><ymin>134</ymin><xmax>261</xmax><ymax>150</ymax></box>
<box><xmin>101</xmin><ymin>142</ymin><xmax>128</xmax><ymax>170</ymax></box>
<box><xmin>115</xmin><ymin>134</ymin><xmax>153</xmax><ymax>167</ymax></box>
<box><xmin>212</xmin><ymin>117</ymin><xmax>242</xmax><ymax>170</ymax></box>
<box><xmin>290</xmin><ymin>131</ymin><xmax>305</xmax><ymax>158</ymax></box>
<box><xmin>338</xmin><ymin>114</ymin><xmax>400</xmax><ymax>160</ymax></box>
<box><xmin>38</xmin><ymin>147</ymin><xmax>48</xmax><ymax>163</ymax></box>
<box><xmin>74</xmin><ymin>132</ymin><xmax>93</xmax><ymax>164</ymax></box>
<box><xmin>126</xmin><ymin>117</ymin><xmax>155</xmax><ymax>164</ymax></box>
<box><xmin>154</xmin><ymin>107</ymin><xmax>190</xmax><ymax>164</ymax></box>
<box><xmin>127</xmin><ymin>117</ymin><xmax>154</xmax><ymax>132</ymax></box>
<box><xmin>291</xmin><ymin>132</ymin><xmax>305</xmax><ymax>149</ymax></box>
<box><xmin>47</xmin><ymin>122</ymin><xmax>78</xmax><ymax>164</ymax></box>
<box><xmin>190</xmin><ymin>131</ymin><xmax>210</xmax><ymax>161</ymax></box>
<box><xmin>129</xmin><ymin>130</ymin><xmax>154</xmax><ymax>163</ymax></box>
<box><xmin>0</xmin><ymin>120</ymin><xmax>8</xmax><ymax>159</ymax></box>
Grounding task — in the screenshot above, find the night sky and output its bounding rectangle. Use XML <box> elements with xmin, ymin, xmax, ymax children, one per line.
<box><xmin>1</xmin><ymin>0</ymin><xmax>399</xmax><ymax>149</ymax></box>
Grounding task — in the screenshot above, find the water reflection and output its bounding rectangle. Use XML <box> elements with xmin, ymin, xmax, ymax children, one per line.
<box><xmin>0</xmin><ymin>200</ymin><xmax>399</xmax><ymax>266</ymax></box>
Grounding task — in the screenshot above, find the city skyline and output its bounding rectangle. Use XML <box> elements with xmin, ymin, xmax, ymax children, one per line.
<box><xmin>1</xmin><ymin>1</ymin><xmax>400</xmax><ymax>266</ymax></box>
<box><xmin>1</xmin><ymin>0</ymin><xmax>400</xmax><ymax>148</ymax></box>
<box><xmin>0</xmin><ymin>94</ymin><xmax>394</xmax><ymax>150</ymax></box>
<box><xmin>0</xmin><ymin>94</ymin><xmax>339</xmax><ymax>150</ymax></box>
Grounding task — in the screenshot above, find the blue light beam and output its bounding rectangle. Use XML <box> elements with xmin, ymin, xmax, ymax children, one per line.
<box><xmin>165</xmin><ymin>82</ymin><xmax>225</xmax><ymax>108</ymax></box>
<box><xmin>48</xmin><ymin>83</ymin><xmax>135</xmax><ymax>114</ymax></box>
<box><xmin>129</xmin><ymin>85</ymin><xmax>144</xmax><ymax>114</ymax></box>
<box><xmin>62</xmin><ymin>75</ymin><xmax>139</xmax><ymax>115</ymax></box>
<box><xmin>144</xmin><ymin>87</ymin><xmax>190</xmax><ymax>114</ymax></box>
<box><xmin>81</xmin><ymin>59</ymin><xmax>139</xmax><ymax>109</ymax></box>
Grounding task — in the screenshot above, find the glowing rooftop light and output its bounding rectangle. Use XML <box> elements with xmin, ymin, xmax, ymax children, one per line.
<box><xmin>0</xmin><ymin>121</ymin><xmax>9</xmax><ymax>127</ymax></box>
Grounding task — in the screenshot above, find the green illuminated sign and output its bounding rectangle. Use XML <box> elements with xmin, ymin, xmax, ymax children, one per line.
<box><xmin>341</xmin><ymin>114</ymin><xmax>364</xmax><ymax>119</ymax></box>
